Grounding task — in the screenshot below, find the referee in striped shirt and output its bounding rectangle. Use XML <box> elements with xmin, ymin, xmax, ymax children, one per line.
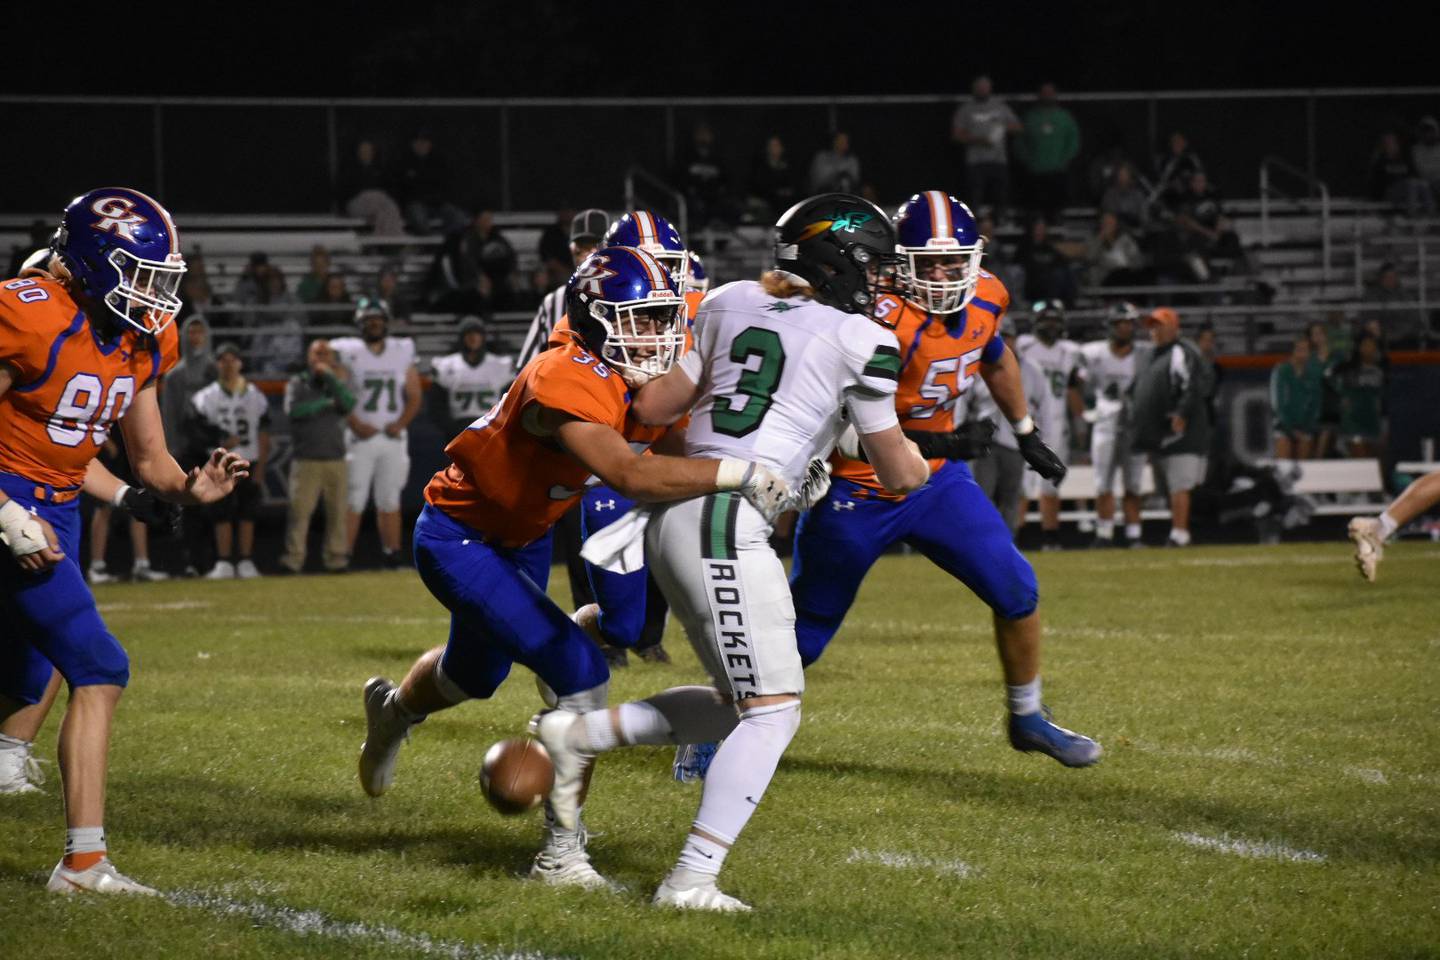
<box><xmin>515</xmin><ymin>208</ymin><xmax>608</xmax><ymax>371</ymax></box>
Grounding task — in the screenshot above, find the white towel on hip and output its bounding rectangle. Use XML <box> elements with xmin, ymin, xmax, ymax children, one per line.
<box><xmin>578</xmin><ymin>505</ymin><xmax>653</xmax><ymax>574</ymax></box>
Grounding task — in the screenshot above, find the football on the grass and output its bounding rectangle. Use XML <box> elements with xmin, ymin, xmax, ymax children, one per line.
<box><xmin>480</xmin><ymin>737</ymin><xmax>553</xmax><ymax>815</ymax></box>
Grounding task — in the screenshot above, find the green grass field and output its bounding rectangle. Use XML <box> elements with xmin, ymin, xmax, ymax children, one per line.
<box><xmin>2</xmin><ymin>542</ymin><xmax>1437</xmax><ymax>959</ymax></box>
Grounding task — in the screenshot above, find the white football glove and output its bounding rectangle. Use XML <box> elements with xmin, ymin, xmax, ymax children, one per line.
<box><xmin>795</xmin><ymin>458</ymin><xmax>833</xmax><ymax>511</ymax></box>
<box><xmin>0</xmin><ymin>500</ymin><xmax>48</xmax><ymax>558</ymax></box>
<box><xmin>717</xmin><ymin>459</ymin><xmax>794</xmax><ymax>524</ymax></box>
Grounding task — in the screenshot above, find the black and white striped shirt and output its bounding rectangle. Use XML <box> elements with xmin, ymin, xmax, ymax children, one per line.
<box><xmin>516</xmin><ymin>284</ymin><xmax>567</xmax><ymax>371</ymax></box>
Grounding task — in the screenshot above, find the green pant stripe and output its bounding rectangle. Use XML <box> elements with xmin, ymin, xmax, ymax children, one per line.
<box><xmin>702</xmin><ymin>493</ymin><xmax>738</xmax><ymax>560</ymax></box>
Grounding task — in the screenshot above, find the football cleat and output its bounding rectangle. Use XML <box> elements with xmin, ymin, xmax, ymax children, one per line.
<box><xmin>673</xmin><ymin>741</ymin><xmax>718</xmax><ymax>783</ymax></box>
<box><xmin>235</xmin><ymin>559</ymin><xmax>261</xmax><ymax>580</ymax></box>
<box><xmin>530</xmin><ymin>824</ymin><xmax>618</xmax><ymax>891</ymax></box>
<box><xmin>0</xmin><ymin>738</ymin><xmax>46</xmax><ymax>795</ymax></box>
<box><xmin>636</xmin><ymin>644</ymin><xmax>672</xmax><ymax>665</ymax></box>
<box><xmin>653</xmin><ymin>878</ymin><xmax>751</xmax><ymax>912</ymax></box>
<box><xmin>529</xmin><ymin>710</ymin><xmax>590</xmax><ymax>832</ymax></box>
<box><xmin>1008</xmin><ymin>707</ymin><xmax>1102</xmax><ymax>768</ymax></box>
<box><xmin>205</xmin><ymin>560</ymin><xmax>235</xmax><ymax>580</ymax></box>
<box><xmin>47</xmin><ymin>858</ymin><xmax>158</xmax><ymax>896</ymax></box>
<box><xmin>358</xmin><ymin>677</ymin><xmax>415</xmax><ymax>797</ymax></box>
<box><xmin>1348</xmin><ymin>516</ymin><xmax>1385</xmax><ymax>582</ymax></box>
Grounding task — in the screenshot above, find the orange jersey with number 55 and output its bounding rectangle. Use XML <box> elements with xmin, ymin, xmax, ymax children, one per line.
<box><xmin>0</xmin><ymin>276</ymin><xmax>179</xmax><ymax>488</ymax></box>
<box><xmin>832</xmin><ymin>272</ymin><xmax>1010</xmax><ymax>496</ymax></box>
<box><xmin>425</xmin><ymin>339</ymin><xmax>668</xmax><ymax>547</ymax></box>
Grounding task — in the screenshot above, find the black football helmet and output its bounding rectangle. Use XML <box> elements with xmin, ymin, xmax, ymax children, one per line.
<box><xmin>773</xmin><ymin>193</ymin><xmax>899</xmax><ymax>317</ymax></box>
<box><xmin>1033</xmin><ymin>300</ymin><xmax>1066</xmax><ymax>345</ymax></box>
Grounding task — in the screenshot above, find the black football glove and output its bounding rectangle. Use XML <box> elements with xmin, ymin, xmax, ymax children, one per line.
<box><xmin>119</xmin><ymin>486</ymin><xmax>184</xmax><ymax>538</ymax></box>
<box><xmin>904</xmin><ymin>419</ymin><xmax>997</xmax><ymax>461</ymax></box>
<box><xmin>1016</xmin><ymin>428</ymin><xmax>1068</xmax><ymax>484</ymax></box>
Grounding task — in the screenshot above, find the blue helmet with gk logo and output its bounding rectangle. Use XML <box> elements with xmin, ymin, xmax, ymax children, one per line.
<box><xmin>893</xmin><ymin>191</ymin><xmax>985</xmax><ymax>315</ymax></box>
<box><xmin>603</xmin><ymin>211</ymin><xmax>689</xmax><ymax>291</ymax></box>
<box><xmin>566</xmin><ymin>246</ymin><xmax>687</xmax><ymax>387</ymax></box>
<box><xmin>686</xmin><ymin>251</ymin><xmax>709</xmax><ymax>295</ymax></box>
<box><xmin>51</xmin><ymin>187</ymin><xmax>186</xmax><ymax>336</ymax></box>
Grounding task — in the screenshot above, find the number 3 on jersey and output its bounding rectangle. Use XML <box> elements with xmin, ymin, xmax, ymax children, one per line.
<box><xmin>712</xmin><ymin>327</ymin><xmax>786</xmax><ymax>438</ymax></box>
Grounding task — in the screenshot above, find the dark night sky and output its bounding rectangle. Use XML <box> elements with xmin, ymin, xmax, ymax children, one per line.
<box><xmin>2</xmin><ymin>3</ymin><xmax>1432</xmax><ymax>99</ymax></box>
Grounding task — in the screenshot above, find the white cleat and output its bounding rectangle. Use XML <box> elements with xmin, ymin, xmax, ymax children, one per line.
<box><xmin>236</xmin><ymin>559</ymin><xmax>261</xmax><ymax>580</ymax></box>
<box><xmin>205</xmin><ymin>560</ymin><xmax>236</xmax><ymax>580</ymax></box>
<box><xmin>131</xmin><ymin>563</ymin><xmax>169</xmax><ymax>583</ymax></box>
<box><xmin>1348</xmin><ymin>517</ymin><xmax>1385</xmax><ymax>582</ymax></box>
<box><xmin>530</xmin><ymin>825</ymin><xmax>618</xmax><ymax>891</ymax></box>
<box><xmin>0</xmin><ymin>738</ymin><xmax>46</xmax><ymax>795</ymax></box>
<box><xmin>47</xmin><ymin>858</ymin><xmax>158</xmax><ymax>896</ymax></box>
<box><xmin>653</xmin><ymin>878</ymin><xmax>751</xmax><ymax>913</ymax></box>
<box><xmin>528</xmin><ymin>710</ymin><xmax>589</xmax><ymax>832</ymax></box>
<box><xmin>358</xmin><ymin>677</ymin><xmax>414</xmax><ymax>797</ymax></box>
<box><xmin>88</xmin><ymin>563</ymin><xmax>119</xmax><ymax>585</ymax></box>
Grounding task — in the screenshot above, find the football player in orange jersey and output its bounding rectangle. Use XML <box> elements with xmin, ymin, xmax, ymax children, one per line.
<box><xmin>789</xmin><ymin>191</ymin><xmax>1102</xmax><ymax>767</ymax></box>
<box><xmin>357</xmin><ymin>246</ymin><xmax>791</xmax><ymax>889</ymax></box>
<box><xmin>0</xmin><ymin>188</ymin><xmax>248</xmax><ymax>895</ymax></box>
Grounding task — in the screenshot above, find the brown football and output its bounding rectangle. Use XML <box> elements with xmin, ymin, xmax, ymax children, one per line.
<box><xmin>479</xmin><ymin>737</ymin><xmax>554</xmax><ymax>816</ymax></box>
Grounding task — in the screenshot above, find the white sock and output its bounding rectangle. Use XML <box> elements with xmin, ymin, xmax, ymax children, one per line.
<box><xmin>65</xmin><ymin>827</ymin><xmax>106</xmax><ymax>857</ymax></box>
<box><xmin>1125</xmin><ymin>522</ymin><xmax>1142</xmax><ymax>540</ymax></box>
<box><xmin>672</xmin><ymin>833</ymin><xmax>730</xmax><ymax>881</ymax></box>
<box><xmin>1096</xmin><ymin>521</ymin><xmax>1115</xmax><ymax>540</ymax></box>
<box><xmin>683</xmin><ymin>701</ymin><xmax>801</xmax><ymax>878</ymax></box>
<box><xmin>616</xmin><ymin>702</ymin><xmax>669</xmax><ymax>745</ymax></box>
<box><xmin>1378</xmin><ymin>511</ymin><xmax>1399</xmax><ymax>539</ymax></box>
<box><xmin>586</xmin><ymin>686</ymin><xmax>738</xmax><ymax>751</ymax></box>
<box><xmin>1169</xmin><ymin>528</ymin><xmax>1191</xmax><ymax>546</ymax></box>
<box><xmin>578</xmin><ymin>710</ymin><xmax>620</xmax><ymax>753</ymax></box>
<box><xmin>1007</xmin><ymin>677</ymin><xmax>1042</xmax><ymax>716</ymax></box>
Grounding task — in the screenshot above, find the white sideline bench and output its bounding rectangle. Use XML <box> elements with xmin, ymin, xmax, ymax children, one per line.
<box><xmin>1021</xmin><ymin>458</ymin><xmax>1387</xmax><ymax>524</ymax></box>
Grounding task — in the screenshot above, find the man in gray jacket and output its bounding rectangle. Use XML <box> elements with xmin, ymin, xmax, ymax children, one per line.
<box><xmin>1132</xmin><ymin>307</ymin><xmax>1214</xmax><ymax>546</ymax></box>
<box><xmin>280</xmin><ymin>339</ymin><xmax>356</xmax><ymax>573</ymax></box>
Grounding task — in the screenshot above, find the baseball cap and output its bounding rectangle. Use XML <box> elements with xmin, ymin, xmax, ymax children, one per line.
<box><xmin>1144</xmin><ymin>307</ymin><xmax>1180</xmax><ymax>329</ymax></box>
<box><xmin>570</xmin><ymin>209</ymin><xmax>609</xmax><ymax>244</ymax></box>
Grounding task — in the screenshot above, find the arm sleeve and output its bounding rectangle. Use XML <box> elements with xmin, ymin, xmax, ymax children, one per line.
<box><xmin>845</xmin><ymin>392</ymin><xmax>900</xmax><ymax>435</ymax></box>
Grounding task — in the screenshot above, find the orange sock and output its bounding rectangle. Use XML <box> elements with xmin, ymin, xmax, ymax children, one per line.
<box><xmin>63</xmin><ymin>850</ymin><xmax>106</xmax><ymax>871</ymax></box>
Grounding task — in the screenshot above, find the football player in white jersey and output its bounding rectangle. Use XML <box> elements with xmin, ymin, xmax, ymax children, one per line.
<box><xmin>1080</xmin><ymin>303</ymin><xmax>1151</xmax><ymax>547</ymax></box>
<box><xmin>1016</xmin><ymin>301</ymin><xmax>1084</xmax><ymax>548</ymax></box>
<box><xmin>533</xmin><ymin>194</ymin><xmax>932</xmax><ymax>912</ymax></box>
<box><xmin>331</xmin><ymin>298</ymin><xmax>421</xmax><ymax>568</ymax></box>
<box><xmin>428</xmin><ymin>317</ymin><xmax>513</xmax><ymax>437</ymax></box>
<box><xmin>190</xmin><ymin>343</ymin><xmax>271</xmax><ymax>579</ymax></box>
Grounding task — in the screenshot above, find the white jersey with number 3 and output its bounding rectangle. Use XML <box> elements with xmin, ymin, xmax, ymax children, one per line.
<box><xmin>677</xmin><ymin>280</ymin><xmax>902</xmax><ymax>488</ymax></box>
<box><xmin>331</xmin><ymin>336</ymin><xmax>416</xmax><ymax>434</ymax></box>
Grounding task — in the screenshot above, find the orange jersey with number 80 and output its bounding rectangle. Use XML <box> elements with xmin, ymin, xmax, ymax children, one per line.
<box><xmin>833</xmin><ymin>272</ymin><xmax>1010</xmax><ymax>496</ymax></box>
<box><xmin>0</xmin><ymin>276</ymin><xmax>179</xmax><ymax>488</ymax></box>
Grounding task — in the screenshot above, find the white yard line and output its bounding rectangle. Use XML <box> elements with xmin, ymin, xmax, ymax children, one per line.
<box><xmin>846</xmin><ymin>848</ymin><xmax>978</xmax><ymax>878</ymax></box>
<box><xmin>97</xmin><ymin>600</ymin><xmax>214</xmax><ymax>612</ymax></box>
<box><xmin>168</xmin><ymin>890</ymin><xmax>567</xmax><ymax>960</ymax></box>
<box><xmin>1173</xmin><ymin>832</ymin><xmax>1326</xmax><ymax>863</ymax></box>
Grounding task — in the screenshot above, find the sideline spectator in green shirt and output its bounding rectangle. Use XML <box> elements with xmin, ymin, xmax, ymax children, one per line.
<box><xmin>1019</xmin><ymin>82</ymin><xmax>1081</xmax><ymax>222</ymax></box>
<box><xmin>1270</xmin><ymin>336</ymin><xmax>1322</xmax><ymax>460</ymax></box>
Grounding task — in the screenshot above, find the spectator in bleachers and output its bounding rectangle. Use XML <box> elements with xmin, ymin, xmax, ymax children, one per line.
<box><xmin>177</xmin><ymin>271</ymin><xmax>220</xmax><ymax>325</ymax></box>
<box><xmin>296</xmin><ymin>245</ymin><xmax>331</xmax><ymax>303</ymax></box>
<box><xmin>1101</xmin><ymin>163</ymin><xmax>1150</xmax><ymax>232</ymax></box>
<box><xmin>310</xmin><ymin>272</ymin><xmax>354</xmax><ymax>326</ymax></box>
<box><xmin>1171</xmin><ymin>171</ymin><xmax>1245</xmax><ymax>281</ymax></box>
<box><xmin>1368</xmin><ymin>131</ymin><xmax>1435</xmax><ymax>217</ymax></box>
<box><xmin>396</xmin><ymin>131</ymin><xmax>468</xmax><ymax>236</ymax></box>
<box><xmin>1270</xmin><ymin>335</ymin><xmax>1321</xmax><ymax>460</ymax></box>
<box><xmin>1084</xmin><ymin>211</ymin><xmax>1147</xmax><ymax>288</ymax></box>
<box><xmin>1132</xmin><ymin>308</ymin><xmax>1215</xmax><ymax>547</ymax></box>
<box><xmin>1330</xmin><ymin>333</ymin><xmax>1388</xmax><ymax>459</ymax></box>
<box><xmin>1307</xmin><ymin>320</ymin><xmax>1343</xmax><ymax>458</ymax></box>
<box><xmin>976</xmin><ymin>209</ymin><xmax>1025</xmax><ymax>296</ymax></box>
<box><xmin>1085</xmin><ymin>139</ymin><xmax>1130</xmax><ymax>204</ymax></box>
<box><xmin>433</xmin><ymin>210</ymin><xmax>518</xmax><ymax>313</ymax></box>
<box><xmin>191</xmin><ymin>343</ymin><xmax>271</xmax><ymax>579</ymax></box>
<box><xmin>951</xmin><ymin>75</ymin><xmax>1022</xmax><ymax>215</ymax></box>
<box><xmin>746</xmin><ymin>135</ymin><xmax>800</xmax><ymax>224</ymax></box>
<box><xmin>372</xmin><ymin>264</ymin><xmax>411</xmax><ymax>321</ymax></box>
<box><xmin>249</xmin><ymin>267</ymin><xmax>306</xmax><ymax>374</ymax></box>
<box><xmin>341</xmin><ymin>139</ymin><xmax>405</xmax><ymax>236</ymax></box>
<box><xmin>1017</xmin><ymin>217</ymin><xmax>1077</xmax><ymax>305</ymax></box>
<box><xmin>1413</xmin><ymin>117</ymin><xmax>1440</xmax><ymax>201</ymax></box>
<box><xmin>231</xmin><ymin>252</ymin><xmax>274</xmax><ymax>327</ymax></box>
<box><xmin>675</xmin><ymin>121</ymin><xmax>732</xmax><ymax>234</ymax></box>
<box><xmin>1018</xmin><ymin>82</ymin><xmax>1080</xmax><ymax>222</ymax></box>
<box><xmin>1154</xmin><ymin>131</ymin><xmax>1204</xmax><ymax>205</ymax></box>
<box><xmin>1361</xmin><ymin>261</ymin><xmax>1425</xmax><ymax>346</ymax></box>
<box><xmin>808</xmin><ymin>131</ymin><xmax>862</xmax><ymax>195</ymax></box>
<box><xmin>280</xmin><ymin>339</ymin><xmax>354</xmax><ymax>575</ymax></box>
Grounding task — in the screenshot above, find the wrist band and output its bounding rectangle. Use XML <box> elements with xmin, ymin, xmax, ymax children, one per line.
<box><xmin>111</xmin><ymin>484</ymin><xmax>131</xmax><ymax>508</ymax></box>
<box><xmin>715</xmin><ymin>458</ymin><xmax>752</xmax><ymax>490</ymax></box>
<box><xmin>1011</xmin><ymin>414</ymin><xmax>1035</xmax><ymax>436</ymax></box>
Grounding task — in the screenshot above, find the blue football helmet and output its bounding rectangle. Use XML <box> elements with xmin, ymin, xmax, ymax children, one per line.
<box><xmin>893</xmin><ymin>190</ymin><xmax>985</xmax><ymax>315</ymax></box>
<box><xmin>566</xmin><ymin>246</ymin><xmax>687</xmax><ymax>386</ymax></box>
<box><xmin>52</xmin><ymin>187</ymin><xmax>186</xmax><ymax>336</ymax></box>
<box><xmin>603</xmin><ymin>211</ymin><xmax>689</xmax><ymax>292</ymax></box>
<box><xmin>685</xmin><ymin>250</ymin><xmax>710</xmax><ymax>295</ymax></box>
